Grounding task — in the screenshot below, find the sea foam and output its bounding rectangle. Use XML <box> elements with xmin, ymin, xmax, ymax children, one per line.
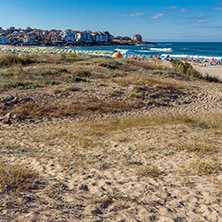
<box><xmin>150</xmin><ymin>48</ymin><xmax>172</xmax><ymax>52</ymax></box>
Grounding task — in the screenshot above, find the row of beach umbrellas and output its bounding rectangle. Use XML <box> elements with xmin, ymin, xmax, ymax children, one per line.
<box><xmin>0</xmin><ymin>45</ymin><xmax>113</xmax><ymax>56</ymax></box>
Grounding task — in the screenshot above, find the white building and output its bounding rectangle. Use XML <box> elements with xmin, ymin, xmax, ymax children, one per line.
<box><xmin>92</xmin><ymin>31</ymin><xmax>114</xmax><ymax>43</ymax></box>
<box><xmin>76</xmin><ymin>32</ymin><xmax>93</xmax><ymax>43</ymax></box>
<box><xmin>62</xmin><ymin>32</ymin><xmax>76</xmax><ymax>42</ymax></box>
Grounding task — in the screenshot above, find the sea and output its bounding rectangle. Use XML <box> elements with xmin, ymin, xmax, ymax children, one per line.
<box><xmin>63</xmin><ymin>42</ymin><xmax>222</xmax><ymax>60</ymax></box>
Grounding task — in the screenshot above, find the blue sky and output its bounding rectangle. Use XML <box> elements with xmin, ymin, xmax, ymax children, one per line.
<box><xmin>1</xmin><ymin>0</ymin><xmax>222</xmax><ymax>41</ymax></box>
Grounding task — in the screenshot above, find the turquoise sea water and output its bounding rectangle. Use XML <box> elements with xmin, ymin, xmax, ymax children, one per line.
<box><xmin>63</xmin><ymin>42</ymin><xmax>222</xmax><ymax>59</ymax></box>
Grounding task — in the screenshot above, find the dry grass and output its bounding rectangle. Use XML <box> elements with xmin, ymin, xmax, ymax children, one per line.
<box><xmin>74</xmin><ymin>113</ymin><xmax>222</xmax><ymax>137</ymax></box>
<box><xmin>72</xmin><ymin>68</ymin><xmax>91</xmax><ymax>77</ymax></box>
<box><xmin>112</xmin><ymin>75</ymin><xmax>164</xmax><ymax>86</ymax></box>
<box><xmin>135</xmin><ymin>165</ymin><xmax>161</xmax><ymax>177</ymax></box>
<box><xmin>0</xmin><ymin>81</ymin><xmax>39</xmax><ymax>91</ymax></box>
<box><xmin>38</xmin><ymin>114</ymin><xmax>222</xmax><ymax>153</ymax></box>
<box><xmin>13</xmin><ymin>99</ymin><xmax>142</xmax><ymax>118</ymax></box>
<box><xmin>178</xmin><ymin>142</ymin><xmax>212</xmax><ymax>153</ymax></box>
<box><xmin>132</xmin><ymin>61</ymin><xmax>170</xmax><ymax>71</ymax></box>
<box><xmin>0</xmin><ymin>163</ymin><xmax>39</xmax><ymax>193</ymax></box>
<box><xmin>0</xmin><ymin>54</ymin><xmax>34</xmax><ymax>67</ymax></box>
<box><xmin>111</xmin><ymin>75</ymin><xmax>184</xmax><ymax>90</ymax></box>
<box><xmin>191</xmin><ymin>160</ymin><xmax>221</xmax><ymax>175</ymax></box>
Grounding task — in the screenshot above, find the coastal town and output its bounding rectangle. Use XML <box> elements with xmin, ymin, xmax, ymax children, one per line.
<box><xmin>0</xmin><ymin>26</ymin><xmax>151</xmax><ymax>46</ymax></box>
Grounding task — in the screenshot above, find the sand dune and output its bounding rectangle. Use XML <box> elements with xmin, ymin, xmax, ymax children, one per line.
<box><xmin>0</xmin><ymin>55</ymin><xmax>222</xmax><ymax>221</ymax></box>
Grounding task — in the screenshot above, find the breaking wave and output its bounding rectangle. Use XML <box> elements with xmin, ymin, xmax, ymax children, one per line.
<box><xmin>150</xmin><ymin>48</ymin><xmax>172</xmax><ymax>52</ymax></box>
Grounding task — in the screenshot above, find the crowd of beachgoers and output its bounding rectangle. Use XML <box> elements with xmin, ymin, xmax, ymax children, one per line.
<box><xmin>0</xmin><ymin>44</ymin><xmax>222</xmax><ymax>67</ymax></box>
<box><xmin>113</xmin><ymin>50</ymin><xmax>222</xmax><ymax>66</ymax></box>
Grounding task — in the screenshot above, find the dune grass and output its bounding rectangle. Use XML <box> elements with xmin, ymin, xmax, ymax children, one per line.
<box><xmin>0</xmin><ymin>163</ymin><xmax>39</xmax><ymax>193</ymax></box>
<box><xmin>0</xmin><ymin>81</ymin><xmax>39</xmax><ymax>91</ymax></box>
<box><xmin>0</xmin><ymin>54</ymin><xmax>34</xmax><ymax>67</ymax></box>
<box><xmin>13</xmin><ymin>99</ymin><xmax>142</xmax><ymax>118</ymax></box>
<box><xmin>191</xmin><ymin>160</ymin><xmax>221</xmax><ymax>175</ymax></box>
<box><xmin>170</xmin><ymin>59</ymin><xmax>221</xmax><ymax>83</ymax></box>
<box><xmin>135</xmin><ymin>165</ymin><xmax>161</xmax><ymax>177</ymax></box>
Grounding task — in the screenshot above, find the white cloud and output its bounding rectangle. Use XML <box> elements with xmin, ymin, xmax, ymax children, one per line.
<box><xmin>176</xmin><ymin>14</ymin><xmax>211</xmax><ymax>24</ymax></box>
<box><xmin>180</xmin><ymin>8</ymin><xmax>192</xmax><ymax>13</ymax></box>
<box><xmin>191</xmin><ymin>15</ymin><xmax>210</xmax><ymax>23</ymax></box>
<box><xmin>211</xmin><ymin>7</ymin><xmax>222</xmax><ymax>11</ymax></box>
<box><xmin>164</xmin><ymin>6</ymin><xmax>178</xmax><ymax>10</ymax></box>
<box><xmin>196</xmin><ymin>14</ymin><xmax>210</xmax><ymax>19</ymax></box>
<box><xmin>150</xmin><ymin>13</ymin><xmax>165</xmax><ymax>19</ymax></box>
<box><xmin>197</xmin><ymin>20</ymin><xmax>210</xmax><ymax>23</ymax></box>
<box><xmin>120</xmin><ymin>13</ymin><xmax>144</xmax><ymax>18</ymax></box>
<box><xmin>215</xmin><ymin>1</ymin><xmax>222</xmax><ymax>5</ymax></box>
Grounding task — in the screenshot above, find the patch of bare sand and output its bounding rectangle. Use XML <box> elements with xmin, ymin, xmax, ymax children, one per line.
<box><xmin>1</xmin><ymin>113</ymin><xmax>222</xmax><ymax>221</ymax></box>
<box><xmin>193</xmin><ymin>64</ymin><xmax>222</xmax><ymax>80</ymax></box>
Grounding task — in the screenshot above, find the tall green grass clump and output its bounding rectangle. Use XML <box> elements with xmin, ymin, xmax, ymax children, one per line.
<box><xmin>170</xmin><ymin>59</ymin><xmax>220</xmax><ymax>83</ymax></box>
<box><xmin>170</xmin><ymin>59</ymin><xmax>202</xmax><ymax>79</ymax></box>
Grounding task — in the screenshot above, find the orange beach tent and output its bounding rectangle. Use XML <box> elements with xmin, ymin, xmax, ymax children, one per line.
<box><xmin>112</xmin><ymin>52</ymin><xmax>123</xmax><ymax>58</ymax></box>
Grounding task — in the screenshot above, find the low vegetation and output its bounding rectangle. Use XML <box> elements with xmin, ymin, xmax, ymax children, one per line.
<box><xmin>12</xmin><ymin>100</ymin><xmax>142</xmax><ymax>118</ymax></box>
<box><xmin>0</xmin><ymin>163</ymin><xmax>39</xmax><ymax>193</ymax></box>
<box><xmin>191</xmin><ymin>160</ymin><xmax>221</xmax><ymax>175</ymax></box>
<box><xmin>0</xmin><ymin>54</ymin><xmax>34</xmax><ymax>66</ymax></box>
<box><xmin>0</xmin><ymin>81</ymin><xmax>39</xmax><ymax>91</ymax></box>
<box><xmin>135</xmin><ymin>165</ymin><xmax>161</xmax><ymax>177</ymax></box>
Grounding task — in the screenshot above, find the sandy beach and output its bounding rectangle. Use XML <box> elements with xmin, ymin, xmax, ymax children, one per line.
<box><xmin>0</xmin><ymin>54</ymin><xmax>222</xmax><ymax>221</ymax></box>
<box><xmin>193</xmin><ymin>63</ymin><xmax>222</xmax><ymax>79</ymax></box>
